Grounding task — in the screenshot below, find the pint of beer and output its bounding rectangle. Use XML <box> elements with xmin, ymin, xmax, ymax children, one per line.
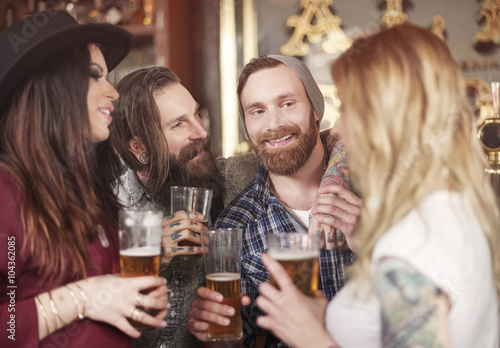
<box><xmin>119</xmin><ymin>210</ymin><xmax>163</xmax><ymax>331</ymax></box>
<box><xmin>266</xmin><ymin>233</ymin><xmax>321</xmax><ymax>296</ymax></box>
<box><xmin>205</xmin><ymin>272</ymin><xmax>243</xmax><ymax>340</ymax></box>
<box><xmin>202</xmin><ymin>228</ymin><xmax>243</xmax><ymax>341</ymax></box>
<box><xmin>120</xmin><ymin>246</ymin><xmax>161</xmax><ymax>278</ymax></box>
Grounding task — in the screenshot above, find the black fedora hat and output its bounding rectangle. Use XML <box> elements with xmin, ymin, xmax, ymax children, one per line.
<box><xmin>0</xmin><ymin>9</ymin><xmax>133</xmax><ymax>112</ymax></box>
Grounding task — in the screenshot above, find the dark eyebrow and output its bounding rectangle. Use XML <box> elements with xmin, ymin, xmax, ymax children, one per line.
<box><xmin>244</xmin><ymin>101</ymin><xmax>265</xmax><ymax>112</ymax></box>
<box><xmin>244</xmin><ymin>93</ymin><xmax>296</xmax><ymax>112</ymax></box>
<box><xmin>164</xmin><ymin>103</ymin><xmax>201</xmax><ymax>127</ymax></box>
<box><xmin>276</xmin><ymin>93</ymin><xmax>297</xmax><ymax>102</ymax></box>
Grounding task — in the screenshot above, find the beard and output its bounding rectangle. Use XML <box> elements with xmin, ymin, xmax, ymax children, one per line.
<box><xmin>151</xmin><ymin>135</ymin><xmax>218</xmax><ymax>209</ymax></box>
<box><xmin>250</xmin><ymin>111</ymin><xmax>318</xmax><ymax>176</ymax></box>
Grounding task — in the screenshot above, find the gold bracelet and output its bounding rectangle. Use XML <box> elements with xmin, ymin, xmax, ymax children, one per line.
<box><xmin>66</xmin><ymin>285</ymin><xmax>84</xmax><ymax>320</ymax></box>
<box><xmin>35</xmin><ymin>295</ymin><xmax>50</xmax><ymax>334</ymax></box>
<box><xmin>73</xmin><ymin>283</ymin><xmax>87</xmax><ymax>318</ymax></box>
<box><xmin>48</xmin><ymin>290</ymin><xmax>70</xmax><ymax>326</ymax></box>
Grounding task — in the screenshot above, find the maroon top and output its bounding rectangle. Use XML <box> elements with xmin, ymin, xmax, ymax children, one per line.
<box><xmin>0</xmin><ymin>168</ymin><xmax>132</xmax><ymax>347</ymax></box>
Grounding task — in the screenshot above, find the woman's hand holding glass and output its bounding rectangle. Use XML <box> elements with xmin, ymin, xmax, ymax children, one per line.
<box><xmin>256</xmin><ymin>253</ymin><xmax>337</xmax><ymax>348</ymax></box>
<box><xmin>76</xmin><ymin>274</ymin><xmax>170</xmax><ymax>338</ymax></box>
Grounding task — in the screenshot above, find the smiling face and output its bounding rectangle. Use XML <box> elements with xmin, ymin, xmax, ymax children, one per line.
<box><xmin>156</xmin><ymin>83</ymin><xmax>217</xmax><ymax>187</ymax></box>
<box><xmin>157</xmin><ymin>83</ymin><xmax>207</xmax><ymax>157</ymax></box>
<box><xmin>240</xmin><ymin>64</ymin><xmax>319</xmax><ymax>175</ymax></box>
<box><xmin>87</xmin><ymin>44</ymin><xmax>119</xmax><ymax>143</ymax></box>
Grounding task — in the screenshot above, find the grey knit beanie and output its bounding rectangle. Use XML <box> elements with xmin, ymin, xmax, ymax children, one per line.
<box><xmin>238</xmin><ymin>55</ymin><xmax>324</xmax><ymax>124</ymax></box>
<box><xmin>267</xmin><ymin>55</ymin><xmax>324</xmax><ymax>124</ymax></box>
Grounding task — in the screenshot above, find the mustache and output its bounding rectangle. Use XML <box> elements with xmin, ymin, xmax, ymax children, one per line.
<box><xmin>256</xmin><ymin>126</ymin><xmax>299</xmax><ymax>145</ymax></box>
<box><xmin>178</xmin><ymin>136</ymin><xmax>212</xmax><ymax>164</ymax></box>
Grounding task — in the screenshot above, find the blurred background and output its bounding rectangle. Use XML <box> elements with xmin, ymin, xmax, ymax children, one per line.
<box><xmin>1</xmin><ymin>0</ymin><xmax>499</xmax><ymax>158</ymax></box>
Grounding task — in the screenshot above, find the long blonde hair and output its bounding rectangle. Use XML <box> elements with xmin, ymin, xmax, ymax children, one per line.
<box><xmin>332</xmin><ymin>23</ymin><xmax>500</xmax><ymax>295</ymax></box>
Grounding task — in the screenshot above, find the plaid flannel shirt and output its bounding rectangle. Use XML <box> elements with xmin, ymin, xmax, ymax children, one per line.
<box><xmin>214</xmin><ymin>136</ymin><xmax>355</xmax><ymax>348</ymax></box>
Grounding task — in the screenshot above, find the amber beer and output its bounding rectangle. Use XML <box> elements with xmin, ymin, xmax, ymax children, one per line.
<box><xmin>205</xmin><ymin>272</ymin><xmax>243</xmax><ymax>341</ymax></box>
<box><xmin>120</xmin><ymin>246</ymin><xmax>160</xmax><ymax>331</ymax></box>
<box><xmin>120</xmin><ymin>246</ymin><xmax>160</xmax><ymax>278</ymax></box>
<box><xmin>268</xmin><ymin>249</ymin><xmax>319</xmax><ymax>296</ymax></box>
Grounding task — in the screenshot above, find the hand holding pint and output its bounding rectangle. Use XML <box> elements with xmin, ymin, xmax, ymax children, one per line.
<box><xmin>170</xmin><ymin>186</ymin><xmax>214</xmax><ymax>259</ymax></box>
<box><xmin>201</xmin><ymin>228</ymin><xmax>243</xmax><ymax>341</ymax></box>
<box><xmin>119</xmin><ymin>210</ymin><xmax>163</xmax><ymax>330</ymax></box>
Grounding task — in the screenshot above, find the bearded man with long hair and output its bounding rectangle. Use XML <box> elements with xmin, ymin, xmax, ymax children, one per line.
<box><xmin>109</xmin><ymin>67</ymin><xmax>259</xmax><ymax>348</ymax></box>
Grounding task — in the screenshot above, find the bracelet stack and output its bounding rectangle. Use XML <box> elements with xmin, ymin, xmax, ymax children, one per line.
<box><xmin>35</xmin><ymin>282</ymin><xmax>89</xmax><ymax>336</ymax></box>
<box><xmin>66</xmin><ymin>285</ymin><xmax>85</xmax><ymax>320</ymax></box>
<box><xmin>48</xmin><ymin>290</ymin><xmax>70</xmax><ymax>326</ymax></box>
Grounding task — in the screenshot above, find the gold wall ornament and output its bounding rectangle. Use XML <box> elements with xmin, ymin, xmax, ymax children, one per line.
<box><xmin>465</xmin><ymin>77</ymin><xmax>495</xmax><ymax>126</ymax></box>
<box><xmin>477</xmin><ymin>81</ymin><xmax>500</xmax><ymax>202</ymax></box>
<box><xmin>280</xmin><ymin>0</ymin><xmax>352</xmax><ymax>57</ymax></box>
<box><xmin>475</xmin><ymin>0</ymin><xmax>500</xmax><ymax>44</ymax></box>
<box><xmin>382</xmin><ymin>2</ymin><xmax>446</xmax><ymax>40</ymax></box>
<box><xmin>382</xmin><ymin>0</ymin><xmax>407</xmax><ymax>28</ymax></box>
<box><xmin>318</xmin><ymin>84</ymin><xmax>341</xmax><ymax>131</ymax></box>
<box><xmin>430</xmin><ymin>15</ymin><xmax>446</xmax><ymax>41</ymax></box>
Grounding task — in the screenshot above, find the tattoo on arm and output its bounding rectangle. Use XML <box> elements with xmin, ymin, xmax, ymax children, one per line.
<box><xmin>172</xmin><ymin>247</ymin><xmax>183</xmax><ymax>253</ymax></box>
<box><xmin>374</xmin><ymin>258</ymin><xmax>451</xmax><ymax>348</ymax></box>
<box><xmin>322</xmin><ymin>141</ymin><xmax>349</xmax><ymax>188</ymax></box>
<box><xmin>170</xmin><ymin>222</ymin><xmax>181</xmax><ymax>228</ymax></box>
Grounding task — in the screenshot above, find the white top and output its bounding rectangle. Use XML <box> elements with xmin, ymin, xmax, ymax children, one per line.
<box><xmin>326</xmin><ymin>191</ymin><xmax>499</xmax><ymax>348</ymax></box>
<box><xmin>285</xmin><ymin>207</ymin><xmax>311</xmax><ymax>229</ymax></box>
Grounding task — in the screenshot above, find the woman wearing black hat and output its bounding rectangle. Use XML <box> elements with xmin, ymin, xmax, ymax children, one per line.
<box><xmin>0</xmin><ymin>10</ymin><xmax>169</xmax><ymax>347</ymax></box>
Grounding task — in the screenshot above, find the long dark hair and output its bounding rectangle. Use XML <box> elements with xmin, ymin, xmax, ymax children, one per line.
<box><xmin>110</xmin><ymin>67</ymin><xmax>180</xmax><ymax>198</ymax></box>
<box><xmin>0</xmin><ymin>43</ymin><xmax>122</xmax><ymax>284</ymax></box>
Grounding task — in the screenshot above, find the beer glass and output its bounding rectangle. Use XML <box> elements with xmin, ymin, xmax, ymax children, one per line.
<box><xmin>119</xmin><ymin>210</ymin><xmax>163</xmax><ymax>330</ymax></box>
<box><xmin>171</xmin><ymin>186</ymin><xmax>214</xmax><ymax>258</ymax></box>
<box><xmin>266</xmin><ymin>233</ymin><xmax>321</xmax><ymax>296</ymax></box>
<box><xmin>202</xmin><ymin>228</ymin><xmax>243</xmax><ymax>341</ymax></box>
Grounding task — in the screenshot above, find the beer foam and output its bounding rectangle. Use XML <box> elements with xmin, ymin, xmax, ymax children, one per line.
<box><xmin>120</xmin><ymin>246</ymin><xmax>160</xmax><ymax>257</ymax></box>
<box><xmin>206</xmin><ymin>272</ymin><xmax>241</xmax><ymax>281</ymax></box>
<box><xmin>267</xmin><ymin>249</ymin><xmax>319</xmax><ymax>260</ymax></box>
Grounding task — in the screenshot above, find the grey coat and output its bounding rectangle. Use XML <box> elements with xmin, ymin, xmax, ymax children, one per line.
<box><xmin>114</xmin><ymin>153</ymin><xmax>259</xmax><ymax>348</ymax></box>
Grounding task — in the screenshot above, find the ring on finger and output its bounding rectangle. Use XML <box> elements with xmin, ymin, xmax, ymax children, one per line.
<box><xmin>130</xmin><ymin>307</ymin><xmax>141</xmax><ymax>321</ymax></box>
<box><xmin>136</xmin><ymin>293</ymin><xmax>146</xmax><ymax>307</ymax></box>
<box><xmin>167</xmin><ymin>289</ymin><xmax>174</xmax><ymax>298</ymax></box>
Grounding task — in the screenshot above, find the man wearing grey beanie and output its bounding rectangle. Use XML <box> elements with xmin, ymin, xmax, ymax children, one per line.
<box><xmin>187</xmin><ymin>55</ymin><xmax>361</xmax><ymax>347</ymax></box>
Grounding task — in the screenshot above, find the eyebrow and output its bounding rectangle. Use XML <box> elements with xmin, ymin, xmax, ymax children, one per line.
<box><xmin>244</xmin><ymin>93</ymin><xmax>297</xmax><ymax>111</ymax></box>
<box><xmin>165</xmin><ymin>103</ymin><xmax>200</xmax><ymax>126</ymax></box>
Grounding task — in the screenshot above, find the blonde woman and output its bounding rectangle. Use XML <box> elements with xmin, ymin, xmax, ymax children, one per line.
<box><xmin>255</xmin><ymin>23</ymin><xmax>500</xmax><ymax>348</ymax></box>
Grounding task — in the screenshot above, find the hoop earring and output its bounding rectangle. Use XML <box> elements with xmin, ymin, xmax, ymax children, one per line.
<box><xmin>139</xmin><ymin>152</ymin><xmax>150</xmax><ymax>164</ymax></box>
